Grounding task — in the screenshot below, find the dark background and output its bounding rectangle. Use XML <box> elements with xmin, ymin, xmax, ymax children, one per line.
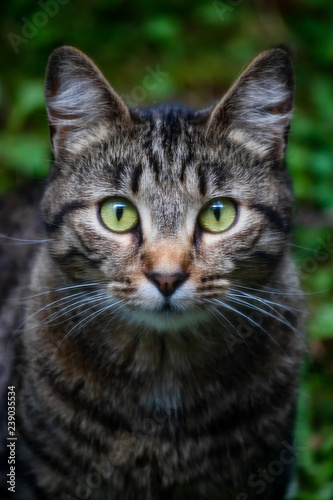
<box><xmin>1</xmin><ymin>0</ymin><xmax>332</xmax><ymax>497</ymax></box>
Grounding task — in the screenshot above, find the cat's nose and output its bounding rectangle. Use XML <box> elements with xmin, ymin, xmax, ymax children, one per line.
<box><xmin>146</xmin><ymin>272</ymin><xmax>189</xmax><ymax>297</ymax></box>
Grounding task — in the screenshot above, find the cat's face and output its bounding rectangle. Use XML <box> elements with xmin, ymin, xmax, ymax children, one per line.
<box><xmin>42</xmin><ymin>47</ymin><xmax>294</xmax><ymax>332</ymax></box>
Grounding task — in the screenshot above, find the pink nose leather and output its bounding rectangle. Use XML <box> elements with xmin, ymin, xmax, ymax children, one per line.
<box><xmin>146</xmin><ymin>273</ymin><xmax>189</xmax><ymax>297</ymax></box>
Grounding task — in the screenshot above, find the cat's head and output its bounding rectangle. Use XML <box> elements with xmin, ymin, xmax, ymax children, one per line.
<box><xmin>42</xmin><ymin>46</ymin><xmax>294</xmax><ymax>332</ymax></box>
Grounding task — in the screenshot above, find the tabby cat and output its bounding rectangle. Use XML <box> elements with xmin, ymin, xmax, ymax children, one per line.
<box><xmin>0</xmin><ymin>46</ymin><xmax>304</xmax><ymax>500</ymax></box>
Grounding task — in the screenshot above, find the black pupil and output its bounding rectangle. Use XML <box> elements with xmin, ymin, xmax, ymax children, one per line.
<box><xmin>213</xmin><ymin>205</ymin><xmax>222</xmax><ymax>221</ymax></box>
<box><xmin>116</xmin><ymin>205</ymin><xmax>124</xmax><ymax>221</ymax></box>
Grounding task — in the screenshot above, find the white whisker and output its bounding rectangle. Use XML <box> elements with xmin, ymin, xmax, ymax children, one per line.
<box><xmin>8</xmin><ymin>282</ymin><xmax>103</xmax><ymax>302</ymax></box>
<box><xmin>10</xmin><ymin>289</ymin><xmax>105</xmax><ymax>343</ymax></box>
<box><xmin>212</xmin><ymin>297</ymin><xmax>287</xmax><ymax>354</ymax></box>
<box><xmin>39</xmin><ymin>292</ymin><xmax>108</xmax><ymax>328</ymax></box>
<box><xmin>231</xmin><ymin>282</ymin><xmax>309</xmax><ymax>297</ymax></box>
<box><xmin>207</xmin><ymin>303</ymin><xmax>253</xmax><ymax>355</ymax></box>
<box><xmin>229</xmin><ymin>287</ymin><xmax>305</xmax><ymax>313</ymax></box>
<box><xmin>56</xmin><ymin>298</ymin><xmax>125</xmax><ymax>350</ymax></box>
<box><xmin>226</xmin><ymin>291</ymin><xmax>299</xmax><ymax>332</ymax></box>
<box><xmin>0</xmin><ymin>234</ymin><xmax>53</xmax><ymax>244</ymax></box>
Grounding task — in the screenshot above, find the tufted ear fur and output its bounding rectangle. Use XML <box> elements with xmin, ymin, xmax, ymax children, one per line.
<box><xmin>45</xmin><ymin>46</ymin><xmax>131</xmax><ymax>157</ymax></box>
<box><xmin>206</xmin><ymin>48</ymin><xmax>294</xmax><ymax>160</ymax></box>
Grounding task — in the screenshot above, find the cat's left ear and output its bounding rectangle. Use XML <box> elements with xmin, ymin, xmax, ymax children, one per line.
<box><xmin>45</xmin><ymin>46</ymin><xmax>131</xmax><ymax>156</ymax></box>
<box><xmin>206</xmin><ymin>48</ymin><xmax>294</xmax><ymax>159</ymax></box>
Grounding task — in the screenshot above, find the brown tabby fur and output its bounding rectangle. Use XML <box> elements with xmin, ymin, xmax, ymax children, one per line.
<box><xmin>0</xmin><ymin>47</ymin><xmax>304</xmax><ymax>500</ymax></box>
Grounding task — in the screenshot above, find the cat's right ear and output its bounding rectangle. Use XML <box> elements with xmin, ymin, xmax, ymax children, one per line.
<box><xmin>205</xmin><ymin>48</ymin><xmax>294</xmax><ymax>161</ymax></box>
<box><xmin>45</xmin><ymin>46</ymin><xmax>131</xmax><ymax>157</ymax></box>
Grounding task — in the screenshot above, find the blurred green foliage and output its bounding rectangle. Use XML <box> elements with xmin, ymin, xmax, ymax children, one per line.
<box><xmin>0</xmin><ymin>0</ymin><xmax>332</xmax><ymax>497</ymax></box>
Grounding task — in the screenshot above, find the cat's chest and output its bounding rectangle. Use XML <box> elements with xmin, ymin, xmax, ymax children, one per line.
<box><xmin>31</xmin><ymin>296</ymin><xmax>276</xmax><ymax>423</ymax></box>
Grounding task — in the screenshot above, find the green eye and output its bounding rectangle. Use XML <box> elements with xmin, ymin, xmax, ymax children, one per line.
<box><xmin>198</xmin><ymin>198</ymin><xmax>237</xmax><ymax>233</ymax></box>
<box><xmin>100</xmin><ymin>198</ymin><xmax>139</xmax><ymax>233</ymax></box>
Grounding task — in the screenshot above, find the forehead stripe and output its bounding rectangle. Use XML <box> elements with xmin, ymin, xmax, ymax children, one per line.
<box><xmin>131</xmin><ymin>163</ymin><xmax>143</xmax><ymax>193</ymax></box>
<box><xmin>251</xmin><ymin>203</ymin><xmax>290</xmax><ymax>233</ymax></box>
<box><xmin>197</xmin><ymin>164</ymin><xmax>208</xmax><ymax>196</ymax></box>
<box><xmin>45</xmin><ymin>201</ymin><xmax>86</xmax><ymax>233</ymax></box>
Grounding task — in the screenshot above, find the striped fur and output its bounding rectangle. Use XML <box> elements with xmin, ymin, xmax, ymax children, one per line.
<box><xmin>5</xmin><ymin>47</ymin><xmax>304</xmax><ymax>499</ymax></box>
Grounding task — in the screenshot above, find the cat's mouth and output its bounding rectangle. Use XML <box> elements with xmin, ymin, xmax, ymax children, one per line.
<box><xmin>117</xmin><ymin>280</ymin><xmax>210</xmax><ymax>331</ymax></box>
<box><xmin>126</xmin><ymin>306</ymin><xmax>207</xmax><ymax>332</ymax></box>
<box><xmin>160</xmin><ymin>301</ymin><xmax>172</xmax><ymax>313</ymax></box>
<box><xmin>119</xmin><ymin>300</ymin><xmax>207</xmax><ymax>332</ymax></box>
<box><xmin>124</xmin><ymin>301</ymin><xmax>208</xmax><ymax>332</ymax></box>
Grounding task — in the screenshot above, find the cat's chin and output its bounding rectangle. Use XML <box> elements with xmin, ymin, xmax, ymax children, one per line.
<box><xmin>124</xmin><ymin>307</ymin><xmax>209</xmax><ymax>332</ymax></box>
